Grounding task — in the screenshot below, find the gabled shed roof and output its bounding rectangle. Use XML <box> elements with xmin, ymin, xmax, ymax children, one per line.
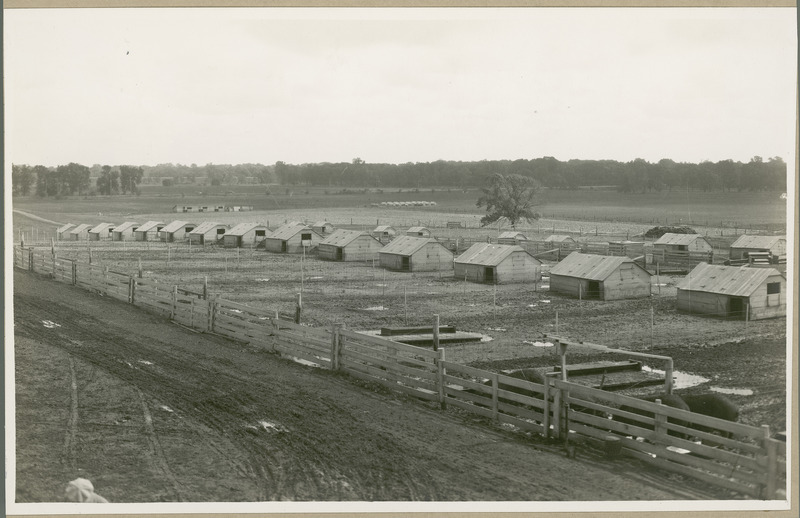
<box><xmin>406</xmin><ymin>226</ymin><xmax>429</xmax><ymax>233</ymax></box>
<box><xmin>544</xmin><ymin>235</ymin><xmax>574</xmax><ymax>243</ymax></box>
<box><xmin>455</xmin><ymin>243</ymin><xmax>539</xmax><ymax>267</ymax></box>
<box><xmin>549</xmin><ymin>252</ymin><xmax>649</xmax><ymax>281</ymax></box>
<box><xmin>113</xmin><ymin>221</ymin><xmax>139</xmax><ymax>233</ymax></box>
<box><xmin>373</xmin><ymin>225</ymin><xmax>396</xmax><ymax>233</ymax></box>
<box><xmin>190</xmin><ymin>221</ymin><xmax>225</xmax><ymax>234</ymax></box>
<box><xmin>227</xmin><ymin>222</ymin><xmax>269</xmax><ymax>236</ymax></box>
<box><xmin>57</xmin><ymin>223</ymin><xmax>76</xmax><ymax>233</ymax></box>
<box><xmin>676</xmin><ymin>263</ymin><xmax>783</xmax><ymax>297</ymax></box>
<box><xmin>136</xmin><ymin>221</ymin><xmax>164</xmax><ymax>232</ymax></box>
<box><xmin>654</xmin><ymin>233</ymin><xmax>705</xmax><ymax>246</ymax></box>
<box><xmin>379</xmin><ymin>235</ymin><xmax>439</xmax><ymax>256</ymax></box>
<box><xmin>70</xmin><ymin>224</ymin><xmax>92</xmax><ymax>234</ymax></box>
<box><xmin>498</xmin><ymin>231</ymin><xmax>527</xmax><ymax>240</ymax></box>
<box><xmin>320</xmin><ymin>229</ymin><xmax>375</xmax><ymax>247</ymax></box>
<box><xmin>268</xmin><ymin>223</ymin><xmax>314</xmax><ymax>241</ymax></box>
<box><xmin>729</xmin><ymin>235</ymin><xmax>785</xmax><ymax>249</ymax></box>
<box><xmin>161</xmin><ymin>220</ymin><xmax>191</xmax><ymax>233</ymax></box>
<box><xmin>88</xmin><ymin>223</ymin><xmax>115</xmax><ymax>233</ymax></box>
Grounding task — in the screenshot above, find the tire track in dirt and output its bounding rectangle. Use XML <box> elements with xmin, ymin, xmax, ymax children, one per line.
<box><xmin>137</xmin><ymin>389</ymin><xmax>184</xmax><ymax>502</ymax></box>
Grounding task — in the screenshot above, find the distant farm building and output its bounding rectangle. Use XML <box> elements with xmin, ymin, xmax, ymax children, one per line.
<box><xmin>173</xmin><ymin>205</ymin><xmax>253</xmax><ymax>213</ymax></box>
<box><xmin>729</xmin><ymin>235</ymin><xmax>786</xmax><ymax>261</ymax></box>
<box><xmin>311</xmin><ymin>220</ymin><xmax>336</xmax><ymax>235</ymax></box>
<box><xmin>70</xmin><ymin>224</ymin><xmax>92</xmax><ymax>240</ymax></box>
<box><xmin>263</xmin><ymin>223</ymin><xmax>322</xmax><ymax>253</ymax></box>
<box><xmin>318</xmin><ymin>229</ymin><xmax>384</xmax><ymax>262</ymax></box>
<box><xmin>134</xmin><ymin>221</ymin><xmax>165</xmax><ymax>241</ymax></box>
<box><xmin>378</xmin><ymin>235</ymin><xmax>453</xmax><ymax>272</ymax></box>
<box><xmin>497</xmin><ymin>231</ymin><xmax>528</xmax><ymax>245</ymax></box>
<box><xmin>188</xmin><ymin>222</ymin><xmax>229</xmax><ymax>245</ymax></box>
<box><xmin>160</xmin><ymin>220</ymin><xmax>197</xmax><ymax>242</ymax></box>
<box><xmin>372</xmin><ymin>225</ymin><xmax>397</xmax><ymax>242</ymax></box>
<box><xmin>88</xmin><ymin>223</ymin><xmax>115</xmax><ymax>241</ymax></box>
<box><xmin>111</xmin><ymin>221</ymin><xmax>139</xmax><ymax>241</ymax></box>
<box><xmin>545</xmin><ymin>235</ymin><xmax>577</xmax><ymax>246</ymax></box>
<box><xmin>549</xmin><ymin>252</ymin><xmax>652</xmax><ymax>300</ymax></box>
<box><xmin>56</xmin><ymin>223</ymin><xmax>76</xmax><ymax>240</ymax></box>
<box><xmin>454</xmin><ymin>243</ymin><xmax>542</xmax><ymax>284</ymax></box>
<box><xmin>222</xmin><ymin>222</ymin><xmax>270</xmax><ymax>248</ymax></box>
<box><xmin>676</xmin><ymin>263</ymin><xmax>786</xmax><ymax>320</ymax></box>
<box><xmin>653</xmin><ymin>233</ymin><xmax>712</xmax><ymax>253</ymax></box>
<box><xmin>173</xmin><ymin>205</ymin><xmax>198</xmax><ymax>213</ymax></box>
<box><xmin>406</xmin><ymin>226</ymin><xmax>431</xmax><ymax>238</ymax></box>
<box><xmin>609</xmin><ymin>240</ymin><xmax>646</xmax><ymax>259</ymax></box>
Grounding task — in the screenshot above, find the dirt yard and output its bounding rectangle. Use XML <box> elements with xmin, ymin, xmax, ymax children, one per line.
<box><xmin>13</xmin><ymin>268</ymin><xmax>748</xmax><ymax>504</ymax></box>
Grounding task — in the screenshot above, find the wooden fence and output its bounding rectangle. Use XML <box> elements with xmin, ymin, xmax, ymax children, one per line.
<box><xmin>13</xmin><ymin>245</ymin><xmax>786</xmax><ymax>499</ymax></box>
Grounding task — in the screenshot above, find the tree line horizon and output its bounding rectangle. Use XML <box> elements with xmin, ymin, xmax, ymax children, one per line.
<box><xmin>11</xmin><ymin>155</ymin><xmax>787</xmax><ymax>198</ymax></box>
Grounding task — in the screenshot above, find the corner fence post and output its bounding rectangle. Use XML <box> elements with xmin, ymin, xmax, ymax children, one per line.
<box><xmin>437</xmin><ymin>348</ymin><xmax>447</xmax><ymax>410</ymax></box>
<box><xmin>542</xmin><ymin>377</ymin><xmax>551</xmax><ymax>439</ymax></box>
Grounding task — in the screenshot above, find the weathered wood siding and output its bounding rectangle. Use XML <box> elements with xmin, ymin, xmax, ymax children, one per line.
<box><xmin>600</xmin><ymin>263</ymin><xmax>652</xmax><ymax>300</ymax></box>
<box><xmin>678</xmin><ymin>274</ymin><xmax>786</xmax><ymax>320</ymax></box>
<box><xmin>319</xmin><ymin>236</ymin><xmax>383</xmax><ymax>261</ymax></box>
<box><xmin>111</xmin><ymin>228</ymin><xmax>136</xmax><ymax>241</ymax></box>
<box><xmin>549</xmin><ymin>274</ymin><xmax>591</xmax><ymax>299</ymax></box>
<box><xmin>379</xmin><ymin>253</ymin><xmax>407</xmax><ymax>271</ymax></box>
<box><xmin>655</xmin><ymin>238</ymin><xmax>712</xmax><ymax>253</ymax></box>
<box><xmin>730</xmin><ymin>240</ymin><xmax>787</xmax><ymax>260</ymax></box>
<box><xmin>408</xmin><ymin>243</ymin><xmax>453</xmax><ymax>271</ymax></box>
<box><xmin>455</xmin><ymin>252</ymin><xmax>541</xmax><ymax>284</ymax></box>
<box><xmin>264</xmin><ymin>231</ymin><xmax>319</xmax><ymax>253</ymax></box>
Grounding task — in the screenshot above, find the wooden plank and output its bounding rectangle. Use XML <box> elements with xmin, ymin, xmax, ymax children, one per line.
<box><xmin>444</xmin><ymin>385</ymin><xmax>492</xmax><ymax>406</ymax></box>
<box><xmin>442</xmin><ymin>361</ymin><xmax>493</xmax><ymax>380</ymax></box>
<box><xmin>342</xmin><ymin>366</ymin><xmax>439</xmax><ymax>402</ymax></box>
<box><xmin>340</xmin><ymin>358</ymin><xmax>437</xmax><ymax>392</ymax></box>
<box><xmin>216</xmin><ymin>299</ymin><xmax>275</xmax><ymax>317</ymax></box>
<box><xmin>443</xmin><ymin>374</ymin><xmax>491</xmax><ymax>394</ymax></box>
<box><xmin>496</xmin><ymin>412</ymin><xmax>545</xmax><ymax>435</ymax></box>
<box><xmin>381</xmin><ymin>325</ymin><xmax>457</xmax><ymax>336</ymax></box>
<box><xmin>273</xmin><ymin>329</ymin><xmax>334</xmax><ymax>352</ymax></box>
<box><xmin>342</xmin><ymin>348</ymin><xmax>438</xmax><ymax>382</ymax></box>
<box><xmin>273</xmin><ymin>340</ymin><xmax>331</xmax><ymax>367</ymax></box>
<box><xmin>273</xmin><ymin>336</ymin><xmax>333</xmax><ymax>361</ymax></box>
<box><xmin>341</xmin><ymin>329</ymin><xmax>440</xmax><ymax>358</ymax></box>
<box><xmin>342</xmin><ymin>341</ymin><xmax>434</xmax><ymax>370</ymax></box>
<box><xmin>495</xmin><ymin>387</ymin><xmax>546</xmax><ymax>410</ymax></box>
<box><xmin>495</xmin><ymin>399</ymin><xmax>545</xmax><ymax>422</ymax></box>
<box><xmin>444</xmin><ymin>395</ymin><xmax>496</xmax><ymax>420</ymax></box>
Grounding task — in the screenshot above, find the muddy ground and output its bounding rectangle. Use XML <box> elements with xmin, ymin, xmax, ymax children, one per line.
<box><xmin>13</xmin><ymin>268</ymin><xmax>750</xmax><ymax>504</ymax></box>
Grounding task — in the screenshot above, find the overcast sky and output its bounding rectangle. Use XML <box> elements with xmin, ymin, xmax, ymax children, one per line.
<box><xmin>4</xmin><ymin>7</ymin><xmax>797</xmax><ymax>167</ymax></box>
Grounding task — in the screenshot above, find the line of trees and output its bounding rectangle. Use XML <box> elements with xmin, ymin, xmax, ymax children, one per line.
<box><xmin>11</xmin><ymin>155</ymin><xmax>786</xmax><ymax>197</ymax></box>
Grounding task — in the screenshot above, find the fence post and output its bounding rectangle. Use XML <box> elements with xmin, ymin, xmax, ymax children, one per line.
<box><xmin>138</xmin><ymin>257</ymin><xmax>143</xmax><ymax>278</ymax></box>
<box><xmin>491</xmin><ymin>373</ymin><xmax>499</xmax><ymax>421</ymax></box>
<box><xmin>330</xmin><ymin>323</ymin><xmax>342</xmax><ymax>371</ymax></box>
<box><xmin>29</xmin><ymin>249</ymin><xmax>34</xmax><ymax>272</ymax></box>
<box><xmin>437</xmin><ymin>348</ymin><xmax>447</xmax><ymax>410</ymax></box>
<box><xmin>433</xmin><ymin>314</ymin><xmax>440</xmax><ymax>352</ymax></box>
<box><xmin>653</xmin><ymin>399</ymin><xmax>667</xmax><ymax>445</ymax></box>
<box><xmin>171</xmin><ymin>285</ymin><xmax>178</xmax><ymax>320</ymax></box>
<box><xmin>52</xmin><ymin>253</ymin><xmax>57</xmax><ymax>279</ymax></box>
<box><xmin>104</xmin><ymin>266</ymin><xmax>109</xmax><ymax>295</ymax></box>
<box><xmin>203</xmin><ymin>276</ymin><xmax>208</xmax><ymax>300</ymax></box>
<box><xmin>761</xmin><ymin>425</ymin><xmax>778</xmax><ymax>498</ymax></box>
<box><xmin>552</xmin><ymin>387</ymin><xmax>562</xmax><ymax>439</ymax></box>
<box><xmin>129</xmin><ymin>276</ymin><xmax>136</xmax><ymax>304</ymax></box>
<box><xmin>72</xmin><ymin>261</ymin><xmax>77</xmax><ymax>285</ymax></box>
<box><xmin>295</xmin><ymin>292</ymin><xmax>302</xmax><ymax>324</ymax></box>
<box><xmin>542</xmin><ymin>376</ymin><xmax>551</xmax><ymax>438</ymax></box>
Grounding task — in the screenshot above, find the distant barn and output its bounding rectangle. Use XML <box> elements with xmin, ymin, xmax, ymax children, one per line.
<box><xmin>378</xmin><ymin>235</ymin><xmax>453</xmax><ymax>272</ymax></box>
<box><xmin>497</xmin><ymin>231</ymin><xmax>528</xmax><ymax>245</ymax></box>
<box><xmin>676</xmin><ymin>263</ymin><xmax>786</xmax><ymax>320</ymax></box>
<box><xmin>318</xmin><ymin>229</ymin><xmax>384</xmax><ymax>261</ymax></box>
<box><xmin>88</xmin><ymin>223</ymin><xmax>115</xmax><ymax>241</ymax></box>
<box><xmin>406</xmin><ymin>226</ymin><xmax>432</xmax><ymax>238</ymax></box>
<box><xmin>653</xmin><ymin>233</ymin><xmax>712</xmax><ymax>253</ymax></box>
<box><xmin>69</xmin><ymin>224</ymin><xmax>92</xmax><ymax>241</ymax></box>
<box><xmin>188</xmin><ymin>222</ymin><xmax>228</xmax><ymax>245</ymax></box>
<box><xmin>160</xmin><ymin>220</ymin><xmax>196</xmax><ymax>242</ymax></box>
<box><xmin>454</xmin><ymin>243</ymin><xmax>542</xmax><ymax>284</ymax></box>
<box><xmin>549</xmin><ymin>252</ymin><xmax>652</xmax><ymax>300</ymax></box>
<box><xmin>223</xmin><ymin>222</ymin><xmax>270</xmax><ymax>248</ymax></box>
<box><xmin>111</xmin><ymin>221</ymin><xmax>139</xmax><ymax>241</ymax></box>
<box><xmin>56</xmin><ymin>223</ymin><xmax>76</xmax><ymax>241</ymax></box>
<box><xmin>134</xmin><ymin>221</ymin><xmax>165</xmax><ymax>241</ymax></box>
<box><xmin>729</xmin><ymin>235</ymin><xmax>786</xmax><ymax>261</ymax></box>
<box><xmin>311</xmin><ymin>220</ymin><xmax>335</xmax><ymax>235</ymax></box>
<box><xmin>263</xmin><ymin>223</ymin><xmax>321</xmax><ymax>253</ymax></box>
<box><xmin>372</xmin><ymin>225</ymin><xmax>397</xmax><ymax>242</ymax></box>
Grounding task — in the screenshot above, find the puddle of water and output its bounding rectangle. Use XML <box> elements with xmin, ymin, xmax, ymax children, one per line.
<box><xmin>230</xmin><ymin>309</ymin><xmax>242</xmax><ymax>313</ymax></box>
<box><xmin>255</xmin><ymin>278</ymin><xmax>270</xmax><ymax>282</ymax></box>
<box><xmin>138</xmin><ymin>360</ymin><xmax>153</xmax><ymax>366</ymax></box>
<box><xmin>540</xmin><ymin>299</ymin><xmax>551</xmax><ymax>303</ymax></box>
<box><xmin>487</xmin><ymin>327</ymin><xmax>506</xmax><ymax>332</ymax></box>
<box><xmin>711</xmin><ymin>386</ymin><xmax>754</xmax><ymax>396</ymax></box>
<box><xmin>523</xmin><ymin>340</ymin><xmax>554</xmax><ymax>347</ymax></box>
<box><xmin>363</xmin><ymin>306</ymin><xmax>387</xmax><ymax>311</ymax></box>
<box><xmin>540</xmin><ymin>285</ymin><xmax>550</xmax><ymax>290</ymax></box>
<box><xmin>160</xmin><ymin>405</ymin><xmax>174</xmax><ymax>413</ymax></box>
<box><xmin>42</xmin><ymin>320</ymin><xmax>61</xmax><ymax>328</ymax></box>
<box><xmin>642</xmin><ymin>365</ymin><xmax>709</xmax><ymax>389</ymax></box>
<box><xmin>527</xmin><ymin>304</ymin><xmax>537</xmax><ymax>308</ymax></box>
<box><xmin>309</xmin><ymin>276</ymin><xmax>323</xmax><ymax>280</ymax></box>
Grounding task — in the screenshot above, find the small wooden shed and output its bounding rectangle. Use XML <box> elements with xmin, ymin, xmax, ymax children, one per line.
<box><xmin>609</xmin><ymin>240</ymin><xmax>646</xmax><ymax>259</ymax></box>
<box><xmin>69</xmin><ymin>224</ymin><xmax>92</xmax><ymax>241</ymax></box>
<box><xmin>134</xmin><ymin>221</ymin><xmax>165</xmax><ymax>241</ymax></box>
<box><xmin>318</xmin><ymin>229</ymin><xmax>384</xmax><ymax>261</ymax></box>
<box><xmin>160</xmin><ymin>220</ymin><xmax>197</xmax><ymax>242</ymax></box>
<box><xmin>111</xmin><ymin>221</ymin><xmax>139</xmax><ymax>241</ymax></box>
<box><xmin>56</xmin><ymin>223</ymin><xmax>76</xmax><ymax>241</ymax></box>
<box><xmin>454</xmin><ymin>243</ymin><xmax>542</xmax><ymax>284</ymax></box>
<box><xmin>406</xmin><ymin>226</ymin><xmax>432</xmax><ymax>238</ymax></box>
<box><xmin>729</xmin><ymin>235</ymin><xmax>787</xmax><ymax>261</ymax></box>
<box><xmin>311</xmin><ymin>220</ymin><xmax>336</xmax><ymax>235</ymax></box>
<box><xmin>545</xmin><ymin>235</ymin><xmax>577</xmax><ymax>246</ymax></box>
<box><xmin>263</xmin><ymin>223</ymin><xmax>322</xmax><ymax>253</ymax></box>
<box><xmin>188</xmin><ymin>222</ymin><xmax>228</xmax><ymax>245</ymax></box>
<box><xmin>378</xmin><ymin>235</ymin><xmax>453</xmax><ymax>272</ymax></box>
<box><xmin>223</xmin><ymin>222</ymin><xmax>271</xmax><ymax>248</ymax></box>
<box><xmin>497</xmin><ymin>231</ymin><xmax>528</xmax><ymax>245</ymax></box>
<box><xmin>372</xmin><ymin>225</ymin><xmax>397</xmax><ymax>242</ymax></box>
<box><xmin>88</xmin><ymin>223</ymin><xmax>115</xmax><ymax>241</ymax></box>
<box><xmin>549</xmin><ymin>252</ymin><xmax>652</xmax><ymax>300</ymax></box>
<box><xmin>676</xmin><ymin>263</ymin><xmax>786</xmax><ymax>320</ymax></box>
<box><xmin>653</xmin><ymin>233</ymin><xmax>712</xmax><ymax>253</ymax></box>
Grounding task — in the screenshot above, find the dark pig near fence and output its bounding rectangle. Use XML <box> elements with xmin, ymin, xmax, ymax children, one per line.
<box><xmin>615</xmin><ymin>393</ymin><xmax>690</xmax><ymax>439</ymax></box>
<box><xmin>680</xmin><ymin>393</ymin><xmax>739</xmax><ymax>439</ymax></box>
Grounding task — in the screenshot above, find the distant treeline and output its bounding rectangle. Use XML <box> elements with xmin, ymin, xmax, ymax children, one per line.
<box><xmin>11</xmin><ymin>156</ymin><xmax>786</xmax><ymax>197</ymax></box>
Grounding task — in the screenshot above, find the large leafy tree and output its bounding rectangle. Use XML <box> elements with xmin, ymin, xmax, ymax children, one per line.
<box><xmin>476</xmin><ymin>173</ymin><xmax>542</xmax><ymax>228</ymax></box>
<box><xmin>119</xmin><ymin>165</ymin><xmax>144</xmax><ymax>194</ymax></box>
<box><xmin>97</xmin><ymin>165</ymin><xmax>120</xmax><ymax>195</ymax></box>
<box><xmin>12</xmin><ymin>164</ymin><xmax>35</xmax><ymax>195</ymax></box>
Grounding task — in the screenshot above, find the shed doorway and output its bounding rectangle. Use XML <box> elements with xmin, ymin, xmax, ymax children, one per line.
<box><xmin>401</xmin><ymin>257</ymin><xmax>410</xmax><ymax>271</ymax></box>
<box><xmin>281</xmin><ymin>241</ymin><xmax>287</xmax><ymax>252</ymax></box>
<box><xmin>336</xmin><ymin>247</ymin><xmax>343</xmax><ymax>261</ymax></box>
<box><xmin>485</xmin><ymin>267</ymin><xmax>495</xmax><ymax>284</ymax></box>
<box><xmin>586</xmin><ymin>280</ymin><xmax>601</xmax><ymax>299</ymax></box>
<box><xmin>728</xmin><ymin>297</ymin><xmax>746</xmax><ymax>319</ymax></box>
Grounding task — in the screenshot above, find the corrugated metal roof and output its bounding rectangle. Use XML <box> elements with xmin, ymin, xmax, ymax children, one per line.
<box><xmin>320</xmin><ymin>229</ymin><xmax>374</xmax><ymax>247</ymax></box>
<box><xmin>227</xmin><ymin>222</ymin><xmax>269</xmax><ymax>236</ymax></box>
<box><xmin>113</xmin><ymin>221</ymin><xmax>139</xmax><ymax>232</ymax></box>
<box><xmin>653</xmin><ymin>233</ymin><xmax>705</xmax><ymax>246</ymax></box>
<box><xmin>89</xmin><ymin>223</ymin><xmax>115</xmax><ymax>233</ymax></box>
<box><xmin>57</xmin><ymin>223</ymin><xmax>76</xmax><ymax>233</ymax></box>
<box><xmin>190</xmin><ymin>221</ymin><xmax>225</xmax><ymax>234</ymax></box>
<box><xmin>549</xmin><ymin>252</ymin><xmax>649</xmax><ymax>281</ymax></box>
<box><xmin>135</xmin><ymin>221</ymin><xmax>164</xmax><ymax>232</ymax></box>
<box><xmin>161</xmin><ymin>220</ymin><xmax>191</xmax><ymax>233</ymax></box>
<box><xmin>70</xmin><ymin>224</ymin><xmax>92</xmax><ymax>234</ymax></box>
<box><xmin>268</xmin><ymin>223</ymin><xmax>315</xmax><ymax>240</ymax></box>
<box><xmin>498</xmin><ymin>231</ymin><xmax>527</xmax><ymax>240</ymax></box>
<box><xmin>729</xmin><ymin>235</ymin><xmax>785</xmax><ymax>249</ymax></box>
<box><xmin>455</xmin><ymin>243</ymin><xmax>539</xmax><ymax>266</ymax></box>
<box><xmin>544</xmin><ymin>235</ymin><xmax>574</xmax><ymax>243</ymax></box>
<box><xmin>379</xmin><ymin>235</ymin><xmax>438</xmax><ymax>256</ymax></box>
<box><xmin>373</xmin><ymin>225</ymin><xmax>396</xmax><ymax>233</ymax></box>
<box><xmin>676</xmin><ymin>263</ymin><xmax>783</xmax><ymax>297</ymax></box>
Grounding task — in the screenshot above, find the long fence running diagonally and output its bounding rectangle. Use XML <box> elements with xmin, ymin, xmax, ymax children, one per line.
<box><xmin>13</xmin><ymin>245</ymin><xmax>787</xmax><ymax>500</ymax></box>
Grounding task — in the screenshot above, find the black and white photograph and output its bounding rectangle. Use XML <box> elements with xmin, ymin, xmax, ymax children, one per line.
<box><xmin>4</xmin><ymin>4</ymin><xmax>797</xmax><ymax>515</ymax></box>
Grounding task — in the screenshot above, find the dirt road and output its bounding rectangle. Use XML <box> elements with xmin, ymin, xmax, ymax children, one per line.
<box><xmin>13</xmin><ymin>269</ymin><xmax>733</xmax><ymax>503</ymax></box>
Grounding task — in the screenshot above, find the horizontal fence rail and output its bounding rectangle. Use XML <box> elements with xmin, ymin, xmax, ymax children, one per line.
<box><xmin>12</xmin><ymin>245</ymin><xmax>786</xmax><ymax>499</ymax></box>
